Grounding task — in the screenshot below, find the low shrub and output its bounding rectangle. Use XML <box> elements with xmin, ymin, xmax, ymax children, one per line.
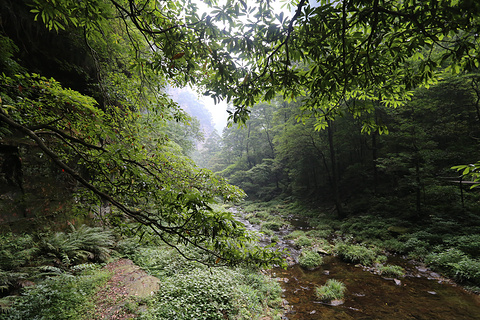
<box><xmin>315</xmin><ymin>279</ymin><xmax>346</xmax><ymax>302</ymax></box>
<box><xmin>134</xmin><ymin>245</ymin><xmax>283</xmax><ymax>320</ymax></box>
<box><xmin>451</xmin><ymin>259</ymin><xmax>480</xmax><ymax>284</ymax></box>
<box><xmin>260</xmin><ymin>220</ymin><xmax>284</xmax><ymax>232</ymax></box>
<box><xmin>283</xmin><ymin>230</ymin><xmax>305</xmax><ymax>240</ymax></box>
<box><xmin>294</xmin><ymin>236</ymin><xmax>313</xmax><ymax>247</ymax></box>
<box><xmin>382</xmin><ymin>239</ymin><xmax>408</xmax><ymax>254</ymax></box>
<box><xmin>38</xmin><ymin>225</ymin><xmax>115</xmax><ymax>268</ymax></box>
<box><xmin>378</xmin><ymin>264</ymin><xmax>405</xmax><ymax>277</ymax></box>
<box><xmin>298</xmin><ymin>249</ymin><xmax>323</xmax><ymax>269</ymax></box>
<box><xmin>141</xmin><ymin>267</ymin><xmax>282</xmax><ymax>320</ymax></box>
<box><xmin>334</xmin><ymin>242</ymin><xmax>377</xmax><ymax>266</ymax></box>
<box><xmin>340</xmin><ymin>216</ymin><xmax>392</xmax><ymax>242</ymax></box>
<box><xmin>8</xmin><ymin>268</ymin><xmax>110</xmax><ymax>320</ymax></box>
<box><xmin>306</xmin><ymin>229</ymin><xmax>332</xmax><ymax>239</ymax></box>
<box><xmin>403</xmin><ymin>237</ymin><xmax>430</xmax><ymax>260</ymax></box>
<box><xmin>132</xmin><ymin>246</ymin><xmax>203</xmax><ymax>278</ymax></box>
<box><xmin>0</xmin><ymin>233</ymin><xmax>38</xmax><ymax>270</ymax></box>
<box><xmin>425</xmin><ymin>248</ymin><xmax>466</xmax><ymax>270</ymax></box>
<box><xmin>446</xmin><ymin>234</ymin><xmax>480</xmax><ymax>256</ymax></box>
<box><xmin>425</xmin><ymin>249</ymin><xmax>480</xmax><ymax>285</ymax></box>
<box><xmin>248</xmin><ymin>217</ymin><xmax>261</xmax><ymax>225</ymax></box>
<box><xmin>255</xmin><ymin>211</ymin><xmax>271</xmax><ymax>220</ymax></box>
<box><xmin>261</xmin><ymin>229</ymin><xmax>275</xmax><ymax>237</ymax></box>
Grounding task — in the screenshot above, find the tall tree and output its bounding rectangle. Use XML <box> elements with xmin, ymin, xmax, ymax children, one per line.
<box><xmin>0</xmin><ymin>0</ymin><xmax>286</xmax><ymax>267</ymax></box>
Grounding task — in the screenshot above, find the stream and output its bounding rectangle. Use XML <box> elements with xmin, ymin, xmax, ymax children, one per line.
<box><xmin>233</xmin><ymin>208</ymin><xmax>480</xmax><ymax>319</ymax></box>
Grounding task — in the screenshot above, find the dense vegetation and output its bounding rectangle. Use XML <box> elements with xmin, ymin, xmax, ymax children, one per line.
<box><xmin>1</xmin><ymin>0</ymin><xmax>480</xmax><ymax>318</ymax></box>
<box><xmin>0</xmin><ymin>225</ymin><xmax>282</xmax><ymax>319</ymax></box>
<box><xmin>208</xmin><ymin>75</ymin><xmax>480</xmax><ymax>217</ymax></box>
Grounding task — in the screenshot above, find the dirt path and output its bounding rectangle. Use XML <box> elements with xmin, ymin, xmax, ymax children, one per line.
<box><xmin>90</xmin><ymin>259</ymin><xmax>160</xmax><ymax>319</ymax></box>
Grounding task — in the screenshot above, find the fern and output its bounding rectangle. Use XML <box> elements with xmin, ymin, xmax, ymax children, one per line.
<box><xmin>69</xmin><ymin>225</ymin><xmax>114</xmax><ymax>262</ymax></box>
<box><xmin>0</xmin><ymin>234</ymin><xmax>38</xmax><ymax>270</ymax></box>
<box><xmin>0</xmin><ymin>295</ymin><xmax>17</xmax><ymax>314</ymax></box>
<box><xmin>38</xmin><ymin>225</ymin><xmax>115</xmax><ymax>268</ymax></box>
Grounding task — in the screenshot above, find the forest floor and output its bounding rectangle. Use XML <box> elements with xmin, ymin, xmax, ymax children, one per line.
<box><xmin>90</xmin><ymin>259</ymin><xmax>160</xmax><ymax>320</ymax></box>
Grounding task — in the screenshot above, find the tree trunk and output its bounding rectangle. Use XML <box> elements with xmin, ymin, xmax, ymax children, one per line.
<box><xmin>372</xmin><ymin>129</ymin><xmax>379</xmax><ymax>195</ymax></box>
<box><xmin>327</xmin><ymin>120</ymin><xmax>344</xmax><ymax>219</ymax></box>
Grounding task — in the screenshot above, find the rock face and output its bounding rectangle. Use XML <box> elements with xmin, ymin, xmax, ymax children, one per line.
<box><xmin>92</xmin><ymin>259</ymin><xmax>160</xmax><ymax>319</ymax></box>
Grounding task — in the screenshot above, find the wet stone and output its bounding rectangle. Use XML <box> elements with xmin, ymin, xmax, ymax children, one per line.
<box><xmin>329</xmin><ymin>299</ymin><xmax>345</xmax><ymax>306</ymax></box>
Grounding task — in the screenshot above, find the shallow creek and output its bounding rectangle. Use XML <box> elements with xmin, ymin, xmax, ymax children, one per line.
<box><xmin>233</xmin><ymin>209</ymin><xmax>480</xmax><ymax>319</ymax></box>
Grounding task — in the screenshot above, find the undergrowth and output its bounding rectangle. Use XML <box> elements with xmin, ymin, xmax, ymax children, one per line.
<box><xmin>1</xmin><ymin>223</ymin><xmax>283</xmax><ymax>320</ymax></box>
<box><xmin>7</xmin><ymin>268</ymin><xmax>110</xmax><ymax>320</ymax></box>
<box><xmin>130</xmin><ymin>243</ymin><xmax>282</xmax><ymax>320</ymax></box>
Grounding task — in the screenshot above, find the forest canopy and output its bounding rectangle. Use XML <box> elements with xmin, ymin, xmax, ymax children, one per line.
<box><xmin>1</xmin><ymin>0</ymin><xmax>480</xmax><ymax>265</ymax></box>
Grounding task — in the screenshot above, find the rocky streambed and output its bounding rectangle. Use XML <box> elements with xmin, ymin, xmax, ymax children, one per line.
<box><xmin>233</xmin><ymin>208</ymin><xmax>480</xmax><ymax>320</ymax></box>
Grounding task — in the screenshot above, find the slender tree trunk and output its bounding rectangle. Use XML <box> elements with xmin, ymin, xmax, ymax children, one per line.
<box><xmin>372</xmin><ymin>131</ymin><xmax>379</xmax><ymax>195</ymax></box>
<box><xmin>327</xmin><ymin>120</ymin><xmax>344</xmax><ymax>219</ymax></box>
<box><xmin>246</xmin><ymin>123</ymin><xmax>253</xmax><ymax>168</ymax></box>
<box><xmin>414</xmin><ymin>151</ymin><xmax>422</xmax><ymax>215</ymax></box>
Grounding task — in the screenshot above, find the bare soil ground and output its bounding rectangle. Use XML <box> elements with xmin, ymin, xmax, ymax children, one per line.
<box><xmin>90</xmin><ymin>259</ymin><xmax>160</xmax><ymax>319</ymax></box>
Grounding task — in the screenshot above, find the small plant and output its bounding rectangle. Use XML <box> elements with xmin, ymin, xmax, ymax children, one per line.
<box><xmin>0</xmin><ymin>233</ymin><xmax>38</xmax><ymax>270</ymax></box>
<box><xmin>425</xmin><ymin>249</ymin><xmax>480</xmax><ymax>285</ymax></box>
<box><xmin>261</xmin><ymin>229</ymin><xmax>275</xmax><ymax>237</ymax></box>
<box><xmin>378</xmin><ymin>264</ymin><xmax>405</xmax><ymax>277</ymax></box>
<box><xmin>298</xmin><ymin>249</ymin><xmax>323</xmax><ymax>269</ymax></box>
<box><xmin>38</xmin><ymin>225</ymin><xmax>115</xmax><ymax>268</ymax></box>
<box><xmin>334</xmin><ymin>242</ymin><xmax>377</xmax><ymax>266</ymax></box>
<box><xmin>446</xmin><ymin>234</ymin><xmax>480</xmax><ymax>256</ymax></box>
<box><xmin>383</xmin><ymin>239</ymin><xmax>407</xmax><ymax>254</ymax></box>
<box><xmin>283</xmin><ymin>230</ymin><xmax>305</xmax><ymax>240</ymax></box>
<box><xmin>315</xmin><ymin>279</ymin><xmax>346</xmax><ymax>302</ymax></box>
<box><xmin>404</xmin><ymin>237</ymin><xmax>430</xmax><ymax>260</ymax></box>
<box><xmin>294</xmin><ymin>235</ymin><xmax>313</xmax><ymax>247</ymax></box>
<box><xmin>260</xmin><ymin>220</ymin><xmax>285</xmax><ymax>232</ymax></box>
<box><xmin>255</xmin><ymin>211</ymin><xmax>271</xmax><ymax>220</ymax></box>
<box><xmin>425</xmin><ymin>248</ymin><xmax>466</xmax><ymax>270</ymax></box>
<box><xmin>248</xmin><ymin>217</ymin><xmax>261</xmax><ymax>225</ymax></box>
<box><xmin>306</xmin><ymin>229</ymin><xmax>332</xmax><ymax>239</ymax></box>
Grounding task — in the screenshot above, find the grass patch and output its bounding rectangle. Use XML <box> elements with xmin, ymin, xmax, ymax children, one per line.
<box><xmin>294</xmin><ymin>235</ymin><xmax>313</xmax><ymax>247</ymax></box>
<box><xmin>378</xmin><ymin>264</ymin><xmax>405</xmax><ymax>277</ymax></box>
<box><xmin>306</xmin><ymin>229</ymin><xmax>332</xmax><ymax>239</ymax></box>
<box><xmin>260</xmin><ymin>220</ymin><xmax>285</xmax><ymax>232</ymax></box>
<box><xmin>283</xmin><ymin>230</ymin><xmax>306</xmax><ymax>240</ymax></box>
<box><xmin>298</xmin><ymin>249</ymin><xmax>323</xmax><ymax>269</ymax></box>
<box><xmin>315</xmin><ymin>279</ymin><xmax>346</xmax><ymax>302</ymax></box>
<box><xmin>248</xmin><ymin>217</ymin><xmax>261</xmax><ymax>225</ymax></box>
<box><xmin>334</xmin><ymin>242</ymin><xmax>378</xmax><ymax>266</ymax></box>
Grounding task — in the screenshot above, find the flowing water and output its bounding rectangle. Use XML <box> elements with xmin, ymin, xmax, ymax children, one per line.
<box><xmin>272</xmin><ymin>258</ymin><xmax>480</xmax><ymax>319</ymax></box>
<box><xmin>233</xmin><ymin>209</ymin><xmax>480</xmax><ymax>319</ymax></box>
